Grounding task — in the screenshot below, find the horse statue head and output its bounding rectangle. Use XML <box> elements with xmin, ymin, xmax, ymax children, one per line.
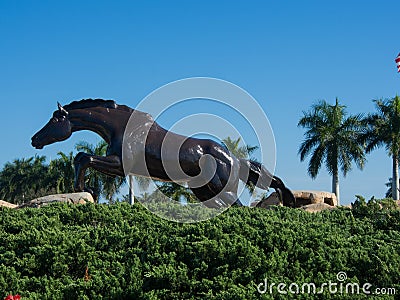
<box><xmin>31</xmin><ymin>102</ymin><xmax>72</xmax><ymax>149</ymax></box>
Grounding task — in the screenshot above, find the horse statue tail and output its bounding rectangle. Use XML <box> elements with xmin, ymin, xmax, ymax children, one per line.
<box><xmin>238</xmin><ymin>158</ymin><xmax>296</xmax><ymax>207</ymax></box>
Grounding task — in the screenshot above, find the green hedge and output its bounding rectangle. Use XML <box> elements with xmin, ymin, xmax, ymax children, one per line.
<box><xmin>0</xmin><ymin>203</ymin><xmax>399</xmax><ymax>299</ymax></box>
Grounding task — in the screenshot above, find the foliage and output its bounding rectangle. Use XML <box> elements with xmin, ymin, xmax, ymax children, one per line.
<box><xmin>363</xmin><ymin>96</ymin><xmax>400</xmax><ymax>199</ymax></box>
<box><xmin>222</xmin><ymin>137</ymin><xmax>258</xmax><ymax>160</ymax></box>
<box><xmin>0</xmin><ymin>156</ymin><xmax>56</xmax><ymax>204</ymax></box>
<box><xmin>363</xmin><ymin>96</ymin><xmax>400</xmax><ymax>156</ymax></box>
<box><xmin>352</xmin><ymin>195</ymin><xmax>398</xmax><ymax>216</ymax></box>
<box><xmin>0</xmin><ymin>203</ymin><xmax>399</xmax><ymax>299</ymax></box>
<box><xmin>156</xmin><ymin>182</ymin><xmax>199</xmax><ymax>203</ymax></box>
<box><xmin>49</xmin><ymin>151</ymin><xmax>75</xmax><ymax>194</ymax></box>
<box><xmin>0</xmin><ymin>152</ymin><xmax>78</xmax><ymax>204</ymax></box>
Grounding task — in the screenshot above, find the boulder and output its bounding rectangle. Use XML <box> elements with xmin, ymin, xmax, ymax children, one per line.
<box><xmin>252</xmin><ymin>190</ymin><xmax>338</xmax><ymax>209</ymax></box>
<box><xmin>299</xmin><ymin>203</ymin><xmax>336</xmax><ymax>213</ymax></box>
<box><xmin>292</xmin><ymin>190</ymin><xmax>337</xmax><ymax>207</ymax></box>
<box><xmin>18</xmin><ymin>192</ymin><xmax>94</xmax><ymax>208</ymax></box>
<box><xmin>0</xmin><ymin>200</ymin><xmax>18</xmax><ymax>209</ymax></box>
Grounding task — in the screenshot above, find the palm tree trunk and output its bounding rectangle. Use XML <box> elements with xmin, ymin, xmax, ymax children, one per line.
<box><xmin>129</xmin><ymin>175</ymin><xmax>134</xmax><ymax>205</ymax></box>
<box><xmin>392</xmin><ymin>154</ymin><xmax>399</xmax><ymax>200</ymax></box>
<box><xmin>332</xmin><ymin>171</ymin><xmax>340</xmax><ymax>205</ymax></box>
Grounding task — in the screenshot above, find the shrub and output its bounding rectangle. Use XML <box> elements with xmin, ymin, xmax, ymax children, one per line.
<box><xmin>0</xmin><ymin>203</ymin><xmax>399</xmax><ymax>299</ymax></box>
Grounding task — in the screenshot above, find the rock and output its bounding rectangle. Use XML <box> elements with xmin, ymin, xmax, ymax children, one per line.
<box><xmin>299</xmin><ymin>203</ymin><xmax>336</xmax><ymax>213</ymax></box>
<box><xmin>252</xmin><ymin>192</ymin><xmax>282</xmax><ymax>208</ymax></box>
<box><xmin>18</xmin><ymin>192</ymin><xmax>94</xmax><ymax>208</ymax></box>
<box><xmin>0</xmin><ymin>200</ymin><xmax>18</xmax><ymax>209</ymax></box>
<box><xmin>252</xmin><ymin>190</ymin><xmax>337</xmax><ymax>209</ymax></box>
<box><xmin>292</xmin><ymin>190</ymin><xmax>337</xmax><ymax>207</ymax></box>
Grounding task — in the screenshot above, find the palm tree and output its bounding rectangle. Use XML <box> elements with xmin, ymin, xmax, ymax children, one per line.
<box><xmin>222</xmin><ymin>136</ymin><xmax>258</xmax><ymax>159</ymax></box>
<box><xmin>128</xmin><ymin>175</ymin><xmax>152</xmax><ymax>204</ymax></box>
<box><xmin>384</xmin><ymin>178</ymin><xmax>399</xmax><ymax>198</ymax></box>
<box><xmin>49</xmin><ymin>151</ymin><xmax>75</xmax><ymax>194</ymax></box>
<box><xmin>0</xmin><ymin>156</ymin><xmax>53</xmax><ymax>204</ymax></box>
<box><xmin>157</xmin><ymin>181</ymin><xmax>198</xmax><ymax>203</ymax></box>
<box><xmin>298</xmin><ymin>98</ymin><xmax>366</xmax><ymax>205</ymax></box>
<box><xmin>75</xmin><ymin>140</ymin><xmax>125</xmax><ymax>203</ymax></box>
<box><xmin>363</xmin><ymin>96</ymin><xmax>400</xmax><ymax>200</ymax></box>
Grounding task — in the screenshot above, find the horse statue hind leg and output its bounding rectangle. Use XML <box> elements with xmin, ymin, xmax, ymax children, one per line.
<box><xmin>238</xmin><ymin>158</ymin><xmax>296</xmax><ymax>207</ymax></box>
<box><xmin>185</xmin><ymin>141</ymin><xmax>244</xmax><ymax>208</ymax></box>
<box><xmin>176</xmin><ymin>138</ymin><xmax>294</xmax><ymax>208</ymax></box>
<box><xmin>270</xmin><ymin>175</ymin><xmax>297</xmax><ymax>207</ymax></box>
<box><xmin>188</xmin><ymin>160</ymin><xmax>243</xmax><ymax>208</ymax></box>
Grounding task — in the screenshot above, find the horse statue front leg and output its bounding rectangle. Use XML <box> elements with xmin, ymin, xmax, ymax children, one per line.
<box><xmin>73</xmin><ymin>152</ymin><xmax>124</xmax><ymax>201</ymax></box>
<box><xmin>73</xmin><ymin>152</ymin><xmax>93</xmax><ymax>195</ymax></box>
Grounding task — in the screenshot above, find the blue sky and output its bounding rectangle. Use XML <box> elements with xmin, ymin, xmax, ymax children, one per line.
<box><xmin>0</xmin><ymin>1</ymin><xmax>399</xmax><ymax>205</ymax></box>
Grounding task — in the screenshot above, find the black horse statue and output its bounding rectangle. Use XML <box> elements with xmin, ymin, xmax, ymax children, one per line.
<box><xmin>31</xmin><ymin>99</ymin><xmax>296</xmax><ymax>208</ymax></box>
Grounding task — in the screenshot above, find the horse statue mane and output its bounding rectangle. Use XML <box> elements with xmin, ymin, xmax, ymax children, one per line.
<box><xmin>63</xmin><ymin>99</ymin><xmax>133</xmax><ymax>113</ymax></box>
